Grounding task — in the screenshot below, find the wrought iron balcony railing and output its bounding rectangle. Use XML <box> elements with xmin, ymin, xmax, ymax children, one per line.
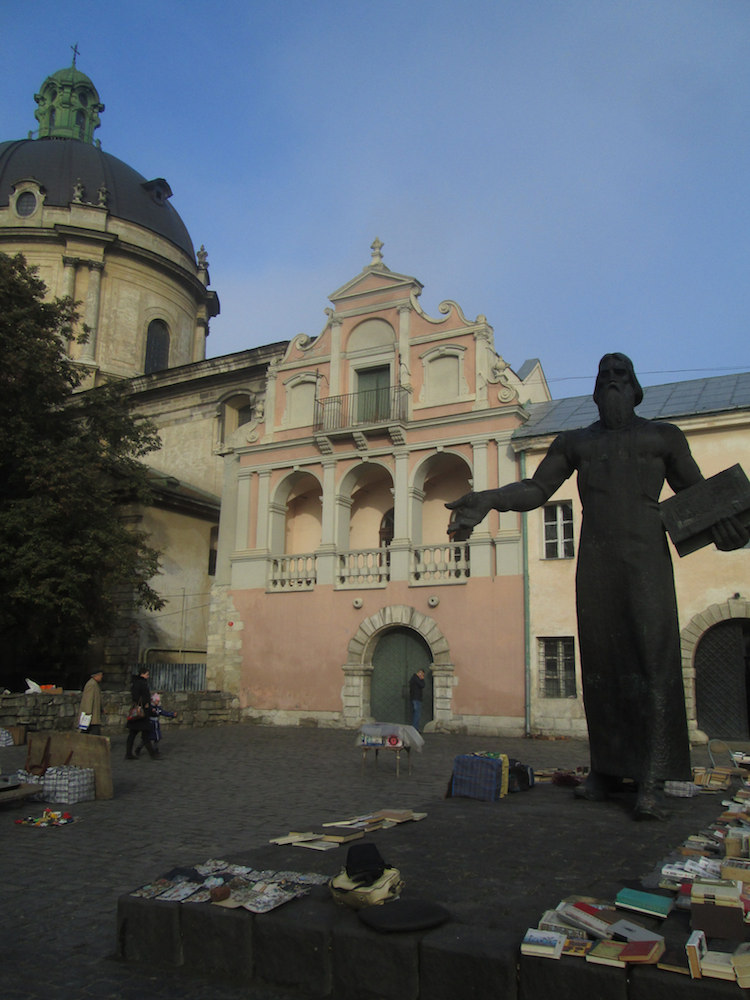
<box><xmin>313</xmin><ymin>386</ymin><xmax>409</xmax><ymax>433</ymax></box>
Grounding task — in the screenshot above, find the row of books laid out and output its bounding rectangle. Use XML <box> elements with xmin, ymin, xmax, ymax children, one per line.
<box><xmin>268</xmin><ymin>809</ymin><xmax>427</xmax><ymax>850</ymax></box>
<box><xmin>521</xmin><ymin>888</ymin><xmax>750</xmax><ymax>984</ymax></box>
<box><xmin>522</xmin><ymin>776</ymin><xmax>750</xmax><ymax>986</ymax></box>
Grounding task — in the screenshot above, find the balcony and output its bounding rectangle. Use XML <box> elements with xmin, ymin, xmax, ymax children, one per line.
<box><xmin>267</xmin><ymin>543</ymin><xmax>470</xmax><ymax>591</ymax></box>
<box><xmin>313</xmin><ymin>386</ymin><xmax>410</xmax><ymax>438</ymax></box>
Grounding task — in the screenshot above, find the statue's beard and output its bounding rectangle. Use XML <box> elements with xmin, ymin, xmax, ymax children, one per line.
<box><xmin>598</xmin><ymin>385</ymin><xmax>635</xmax><ymax>429</ymax></box>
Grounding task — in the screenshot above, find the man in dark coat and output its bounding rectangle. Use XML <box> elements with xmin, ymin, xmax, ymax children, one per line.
<box><xmin>409</xmin><ymin>669</ymin><xmax>426</xmax><ymax>730</ymax></box>
<box><xmin>446</xmin><ymin>353</ymin><xmax>748</xmax><ymax>819</ymax></box>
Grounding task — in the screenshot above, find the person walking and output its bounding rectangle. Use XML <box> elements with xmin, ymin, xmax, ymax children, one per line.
<box><xmin>140</xmin><ymin>692</ymin><xmax>177</xmax><ymax>756</ymax></box>
<box><xmin>409</xmin><ymin>669</ymin><xmax>426</xmax><ymax>730</ymax></box>
<box><xmin>125</xmin><ymin>667</ymin><xmax>159</xmax><ymax>760</ymax></box>
<box><xmin>78</xmin><ymin>669</ymin><xmax>103</xmax><ymax>735</ymax></box>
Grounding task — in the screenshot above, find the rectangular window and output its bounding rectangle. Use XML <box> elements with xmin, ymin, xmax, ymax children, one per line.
<box><xmin>543</xmin><ymin>502</ymin><xmax>574</xmax><ymax>559</ymax></box>
<box><xmin>538</xmin><ymin>637</ymin><xmax>576</xmax><ymax>698</ymax></box>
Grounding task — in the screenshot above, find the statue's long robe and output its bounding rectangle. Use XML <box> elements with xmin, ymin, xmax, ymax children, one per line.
<box><xmin>532</xmin><ymin>416</ymin><xmax>702</xmax><ymax>783</ymax></box>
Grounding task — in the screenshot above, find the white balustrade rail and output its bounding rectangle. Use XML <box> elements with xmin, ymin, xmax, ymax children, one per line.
<box><xmin>411</xmin><ymin>543</ymin><xmax>470</xmax><ymax>583</ymax></box>
<box><xmin>337</xmin><ymin>548</ymin><xmax>390</xmax><ymax>586</ymax></box>
<box><xmin>268</xmin><ymin>553</ymin><xmax>318</xmax><ymax>590</ymax></box>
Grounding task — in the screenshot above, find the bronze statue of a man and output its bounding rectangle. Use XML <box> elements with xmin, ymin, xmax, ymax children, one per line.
<box><xmin>447</xmin><ymin>353</ymin><xmax>748</xmax><ymax>820</ymax></box>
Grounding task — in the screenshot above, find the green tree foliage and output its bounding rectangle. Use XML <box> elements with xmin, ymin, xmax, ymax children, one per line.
<box><xmin>0</xmin><ymin>253</ymin><xmax>164</xmax><ymax>683</ymax></box>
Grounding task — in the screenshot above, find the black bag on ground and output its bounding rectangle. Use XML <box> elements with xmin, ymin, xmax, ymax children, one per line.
<box><xmin>345</xmin><ymin>843</ymin><xmax>386</xmax><ymax>885</ymax></box>
<box><xmin>508</xmin><ymin>758</ymin><xmax>535</xmax><ymax>792</ymax></box>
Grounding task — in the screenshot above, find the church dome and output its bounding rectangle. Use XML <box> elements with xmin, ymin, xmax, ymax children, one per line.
<box><xmin>0</xmin><ymin>137</ymin><xmax>195</xmax><ymax>257</ymax></box>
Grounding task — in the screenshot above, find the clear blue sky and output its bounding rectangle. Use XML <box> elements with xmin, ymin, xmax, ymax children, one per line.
<box><xmin>2</xmin><ymin>0</ymin><xmax>748</xmax><ymax>394</ymax></box>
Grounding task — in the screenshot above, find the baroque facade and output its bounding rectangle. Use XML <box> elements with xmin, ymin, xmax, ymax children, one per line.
<box><xmin>206</xmin><ymin>243</ymin><xmax>749</xmax><ymax>739</ymax></box>
<box><xmin>3</xmin><ymin>62</ymin><xmax>748</xmax><ymax>736</ymax></box>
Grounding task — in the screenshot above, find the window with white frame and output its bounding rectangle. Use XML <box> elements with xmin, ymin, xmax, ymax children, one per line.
<box><xmin>538</xmin><ymin>637</ymin><xmax>576</xmax><ymax>698</ymax></box>
<box><xmin>543</xmin><ymin>501</ymin><xmax>574</xmax><ymax>558</ymax></box>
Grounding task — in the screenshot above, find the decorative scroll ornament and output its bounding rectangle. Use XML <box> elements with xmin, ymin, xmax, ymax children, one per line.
<box><xmin>486</xmin><ymin>357</ymin><xmax>519</xmax><ymax>403</ymax></box>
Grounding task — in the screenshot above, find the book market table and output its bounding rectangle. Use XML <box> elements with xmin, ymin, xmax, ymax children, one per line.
<box><xmin>357</xmin><ymin>723</ymin><xmax>424</xmax><ymax>777</ymax></box>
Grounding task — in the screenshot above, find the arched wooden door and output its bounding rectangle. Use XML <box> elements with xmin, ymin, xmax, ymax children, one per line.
<box><xmin>370</xmin><ymin>627</ymin><xmax>433</xmax><ymax>727</ymax></box>
<box><xmin>695</xmin><ymin>619</ymin><xmax>750</xmax><ymax>739</ymax></box>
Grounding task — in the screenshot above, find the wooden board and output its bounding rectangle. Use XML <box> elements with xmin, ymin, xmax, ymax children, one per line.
<box><xmin>0</xmin><ymin>783</ymin><xmax>43</xmax><ymax>805</ymax></box>
<box><xmin>25</xmin><ymin>732</ymin><xmax>113</xmax><ymax>799</ymax></box>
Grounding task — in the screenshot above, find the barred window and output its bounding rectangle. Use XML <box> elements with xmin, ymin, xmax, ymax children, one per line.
<box><xmin>538</xmin><ymin>637</ymin><xmax>576</xmax><ymax>698</ymax></box>
<box><xmin>543</xmin><ymin>502</ymin><xmax>574</xmax><ymax>559</ymax></box>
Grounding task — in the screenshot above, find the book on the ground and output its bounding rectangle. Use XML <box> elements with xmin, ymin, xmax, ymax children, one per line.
<box><xmin>538</xmin><ymin>909</ymin><xmax>586</xmax><ymax>936</ymax></box>
<box><xmin>585</xmin><ymin>939</ymin><xmax>627</xmax><ymax>967</ymax></box>
<box><xmin>619</xmin><ymin>938</ymin><xmax>666</xmax><ymax>964</ymax></box>
<box><xmin>556</xmin><ymin>900</ymin><xmax>616</xmax><ymax>938</ymax></box>
<box><xmin>721</xmin><ymin>858</ymin><xmax>750</xmax><ymax>881</ymax></box>
<box><xmin>609</xmin><ymin>917</ymin><xmax>663</xmax><ymax>943</ymax></box>
<box><xmin>732</xmin><ymin>943</ymin><xmax>750</xmax><ymax>988</ymax></box>
<box><xmin>520</xmin><ymin>928</ymin><xmax>566</xmax><ymax>959</ymax></box>
<box><xmin>700</xmin><ymin>950</ymin><xmax>736</xmax><ymax>981</ymax></box>
<box><xmin>268</xmin><ymin>832</ymin><xmax>319</xmax><ymax>845</ymax></box>
<box><xmin>291</xmin><ymin>838</ymin><xmax>339</xmax><ymax>851</ymax></box>
<box><xmin>690</xmin><ymin>877</ymin><xmax>741</xmax><ymax>905</ymax></box>
<box><xmin>561</xmin><ymin>936</ymin><xmax>594</xmax><ymax>958</ymax></box>
<box><xmin>321</xmin><ymin>830</ymin><xmax>364</xmax><ymax>844</ymax></box>
<box><xmin>656</xmin><ymin>946</ymin><xmax>691</xmax><ymax>975</ymax></box>
<box><xmin>615</xmin><ymin>887</ymin><xmax>673</xmax><ymax>919</ymax></box>
<box><xmin>685</xmin><ymin>929</ymin><xmax>707</xmax><ymax>979</ymax></box>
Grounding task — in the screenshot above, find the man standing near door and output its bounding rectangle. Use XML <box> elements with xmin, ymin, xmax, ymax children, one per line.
<box><xmin>409</xmin><ymin>669</ymin><xmax>426</xmax><ymax>730</ymax></box>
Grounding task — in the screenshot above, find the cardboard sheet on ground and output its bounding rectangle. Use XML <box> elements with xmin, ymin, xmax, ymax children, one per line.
<box><xmin>24</xmin><ymin>732</ymin><xmax>112</xmax><ymax>799</ymax></box>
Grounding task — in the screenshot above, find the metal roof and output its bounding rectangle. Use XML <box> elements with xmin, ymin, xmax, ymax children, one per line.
<box><xmin>513</xmin><ymin>372</ymin><xmax>750</xmax><ymax>441</ymax></box>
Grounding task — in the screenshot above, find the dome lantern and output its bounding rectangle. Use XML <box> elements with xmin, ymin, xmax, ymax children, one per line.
<box><xmin>34</xmin><ymin>52</ymin><xmax>104</xmax><ymax>144</ymax></box>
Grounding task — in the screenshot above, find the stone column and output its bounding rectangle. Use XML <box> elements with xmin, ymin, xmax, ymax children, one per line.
<box><xmin>388</xmin><ymin>449</ymin><xmax>411</xmax><ymax>580</ymax></box>
<box><xmin>256</xmin><ymin>470</ymin><xmax>272</xmax><ymax>550</ymax></box>
<box><xmin>316</xmin><ymin>459</ymin><xmax>338</xmax><ymax>585</ymax></box>
<box><xmin>468</xmin><ymin>438</ymin><xmax>493</xmax><ymax>576</ymax></box>
<box><xmin>60</xmin><ymin>257</ymin><xmax>78</xmax><ymax>354</ymax></box>
<box><xmin>79</xmin><ymin>261</ymin><xmax>103</xmax><ymax>361</ymax></box>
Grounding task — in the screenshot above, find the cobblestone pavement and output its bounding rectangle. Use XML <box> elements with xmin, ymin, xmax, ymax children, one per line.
<box><xmin>0</xmin><ymin>724</ymin><xmax>733</xmax><ymax>998</ymax></box>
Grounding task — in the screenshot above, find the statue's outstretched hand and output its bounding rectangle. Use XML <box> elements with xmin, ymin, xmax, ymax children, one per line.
<box><xmin>445</xmin><ymin>491</ymin><xmax>495</xmax><ymax>540</ymax></box>
<box><xmin>712</xmin><ymin>516</ymin><xmax>750</xmax><ymax>552</ymax></box>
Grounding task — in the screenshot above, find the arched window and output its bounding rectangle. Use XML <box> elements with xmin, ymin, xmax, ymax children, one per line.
<box><xmin>144</xmin><ymin>320</ymin><xmax>170</xmax><ymax>374</ymax></box>
<box><xmin>379</xmin><ymin>508</ymin><xmax>395</xmax><ymax>548</ymax></box>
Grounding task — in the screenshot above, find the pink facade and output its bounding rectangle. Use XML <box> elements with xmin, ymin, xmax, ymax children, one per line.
<box><xmin>209</xmin><ymin>244</ymin><xmax>550</xmax><ymax>732</ymax></box>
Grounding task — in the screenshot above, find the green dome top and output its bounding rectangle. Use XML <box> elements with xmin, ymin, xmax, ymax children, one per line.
<box><xmin>34</xmin><ymin>61</ymin><xmax>104</xmax><ymax>144</ymax></box>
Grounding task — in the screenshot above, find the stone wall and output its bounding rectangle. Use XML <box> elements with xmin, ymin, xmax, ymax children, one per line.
<box><xmin>0</xmin><ymin>690</ymin><xmax>241</xmax><ymax>739</ymax></box>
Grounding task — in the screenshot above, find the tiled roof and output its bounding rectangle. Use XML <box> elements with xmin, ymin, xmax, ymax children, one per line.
<box><xmin>513</xmin><ymin>372</ymin><xmax>750</xmax><ymax>441</ymax></box>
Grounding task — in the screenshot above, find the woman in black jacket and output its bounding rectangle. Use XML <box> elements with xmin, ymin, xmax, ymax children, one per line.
<box><xmin>125</xmin><ymin>668</ymin><xmax>159</xmax><ymax>760</ymax></box>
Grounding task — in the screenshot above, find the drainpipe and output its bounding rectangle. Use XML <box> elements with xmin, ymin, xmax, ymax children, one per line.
<box><xmin>520</xmin><ymin>450</ymin><xmax>531</xmax><ymax>737</ymax></box>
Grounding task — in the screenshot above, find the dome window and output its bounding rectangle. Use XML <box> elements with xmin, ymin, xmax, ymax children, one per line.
<box><xmin>144</xmin><ymin>319</ymin><xmax>170</xmax><ymax>374</ymax></box>
<box><xmin>142</xmin><ymin>178</ymin><xmax>173</xmax><ymax>206</ymax></box>
<box><xmin>15</xmin><ymin>191</ymin><xmax>38</xmax><ymax>217</ymax></box>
